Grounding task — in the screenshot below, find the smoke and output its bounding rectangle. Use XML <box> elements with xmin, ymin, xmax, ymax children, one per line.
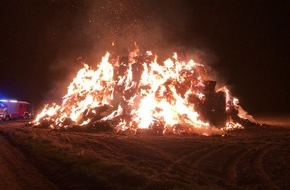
<box><xmin>78</xmin><ymin>1</ymin><xmax>163</xmax><ymax>54</ymax></box>
<box><xmin>42</xmin><ymin>0</ymin><xmax>162</xmax><ymax>102</ymax></box>
<box><xmin>44</xmin><ymin>0</ymin><xmax>227</xmax><ymax>105</ymax></box>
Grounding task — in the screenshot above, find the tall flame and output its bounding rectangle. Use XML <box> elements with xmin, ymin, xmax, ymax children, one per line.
<box><xmin>34</xmin><ymin>49</ymin><xmax>251</xmax><ymax>134</ymax></box>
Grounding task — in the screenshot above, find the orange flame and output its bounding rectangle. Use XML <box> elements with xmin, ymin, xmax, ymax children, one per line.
<box><xmin>34</xmin><ymin>49</ymin><xmax>250</xmax><ymax>134</ymax></box>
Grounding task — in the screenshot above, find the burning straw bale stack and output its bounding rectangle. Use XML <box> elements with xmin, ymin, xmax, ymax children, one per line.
<box><xmin>33</xmin><ymin>50</ymin><xmax>259</xmax><ymax>135</ymax></box>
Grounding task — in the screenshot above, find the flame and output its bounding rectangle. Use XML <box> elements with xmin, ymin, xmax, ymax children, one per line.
<box><xmin>34</xmin><ymin>49</ymin><xmax>251</xmax><ymax>134</ymax></box>
<box><xmin>223</xmin><ymin>120</ymin><xmax>244</xmax><ymax>131</ymax></box>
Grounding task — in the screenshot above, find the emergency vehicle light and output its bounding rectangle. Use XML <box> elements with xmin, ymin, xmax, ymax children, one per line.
<box><xmin>0</xmin><ymin>99</ymin><xmax>18</xmax><ymax>103</ymax></box>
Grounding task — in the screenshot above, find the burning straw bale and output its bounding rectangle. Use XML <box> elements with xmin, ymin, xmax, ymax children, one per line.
<box><xmin>33</xmin><ymin>48</ymin><xmax>258</xmax><ymax>135</ymax></box>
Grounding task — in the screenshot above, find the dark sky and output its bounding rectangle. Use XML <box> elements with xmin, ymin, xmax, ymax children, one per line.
<box><xmin>0</xmin><ymin>0</ymin><xmax>289</xmax><ymax>116</ymax></box>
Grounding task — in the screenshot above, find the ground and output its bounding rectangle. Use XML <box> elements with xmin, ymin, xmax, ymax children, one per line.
<box><xmin>0</xmin><ymin>133</ymin><xmax>57</xmax><ymax>190</ymax></box>
<box><xmin>0</xmin><ymin>118</ymin><xmax>289</xmax><ymax>190</ymax></box>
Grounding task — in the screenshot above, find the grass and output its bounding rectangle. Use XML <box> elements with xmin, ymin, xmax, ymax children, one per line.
<box><xmin>0</xmin><ymin>127</ymin><xmax>190</xmax><ymax>190</ymax></box>
<box><xmin>2</xmin><ymin>124</ymin><xmax>287</xmax><ymax>190</ymax></box>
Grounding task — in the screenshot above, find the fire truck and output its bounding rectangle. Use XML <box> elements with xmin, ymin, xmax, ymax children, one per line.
<box><xmin>0</xmin><ymin>100</ymin><xmax>33</xmax><ymax>120</ymax></box>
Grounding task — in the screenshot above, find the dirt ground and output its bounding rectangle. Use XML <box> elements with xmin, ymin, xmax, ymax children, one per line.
<box><xmin>0</xmin><ymin>118</ymin><xmax>289</xmax><ymax>190</ymax></box>
<box><xmin>0</xmin><ymin>121</ymin><xmax>57</xmax><ymax>190</ymax></box>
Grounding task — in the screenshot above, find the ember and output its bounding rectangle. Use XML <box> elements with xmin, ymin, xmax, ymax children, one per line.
<box><xmin>33</xmin><ymin>47</ymin><xmax>256</xmax><ymax>134</ymax></box>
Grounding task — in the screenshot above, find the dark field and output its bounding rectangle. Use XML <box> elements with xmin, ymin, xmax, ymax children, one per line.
<box><xmin>0</xmin><ymin>119</ymin><xmax>289</xmax><ymax>190</ymax></box>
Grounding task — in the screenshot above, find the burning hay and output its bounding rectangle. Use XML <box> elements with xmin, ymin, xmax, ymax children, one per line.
<box><xmin>33</xmin><ymin>48</ymin><xmax>257</xmax><ymax>135</ymax></box>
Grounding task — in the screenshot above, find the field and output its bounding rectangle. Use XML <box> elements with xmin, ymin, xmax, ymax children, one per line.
<box><xmin>0</xmin><ymin>119</ymin><xmax>289</xmax><ymax>190</ymax></box>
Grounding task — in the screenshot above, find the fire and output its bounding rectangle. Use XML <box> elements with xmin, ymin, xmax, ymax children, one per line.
<box><xmin>34</xmin><ymin>48</ymin><xmax>254</xmax><ymax>134</ymax></box>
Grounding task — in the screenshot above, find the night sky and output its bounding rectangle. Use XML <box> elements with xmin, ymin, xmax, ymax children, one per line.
<box><xmin>0</xmin><ymin>0</ymin><xmax>289</xmax><ymax>116</ymax></box>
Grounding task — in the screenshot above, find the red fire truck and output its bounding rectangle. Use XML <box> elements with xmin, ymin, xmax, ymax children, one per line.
<box><xmin>0</xmin><ymin>99</ymin><xmax>33</xmax><ymax>120</ymax></box>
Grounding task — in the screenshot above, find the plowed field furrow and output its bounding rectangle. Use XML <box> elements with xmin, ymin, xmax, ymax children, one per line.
<box><xmin>234</xmin><ymin>145</ymin><xmax>278</xmax><ymax>189</ymax></box>
<box><xmin>0</xmin><ymin>121</ymin><xmax>290</xmax><ymax>189</ymax></box>
<box><xmin>0</xmin><ymin>135</ymin><xmax>57</xmax><ymax>190</ymax></box>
